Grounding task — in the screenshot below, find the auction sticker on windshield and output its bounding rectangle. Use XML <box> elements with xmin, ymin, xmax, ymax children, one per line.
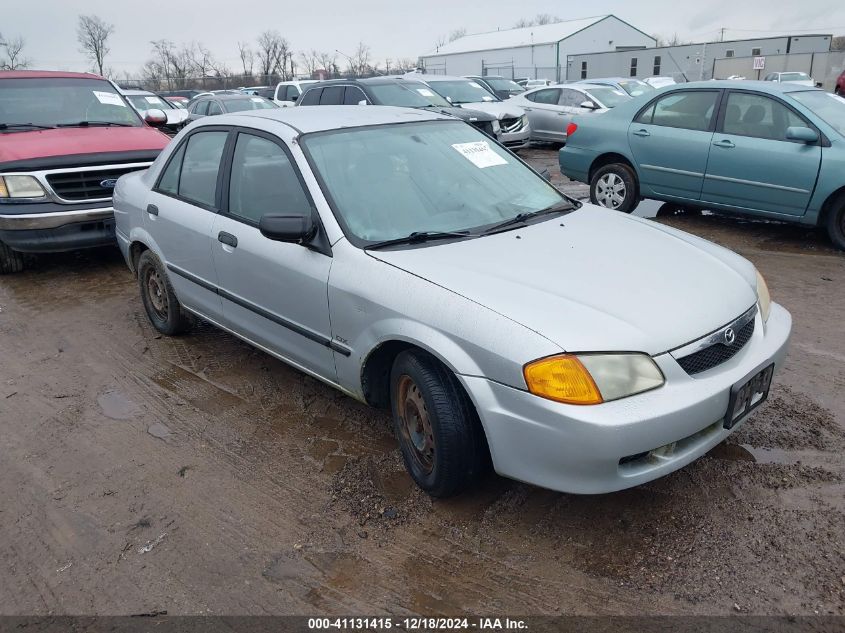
<box><xmin>93</xmin><ymin>91</ymin><xmax>125</xmax><ymax>106</ymax></box>
<box><xmin>452</xmin><ymin>141</ymin><xmax>508</xmax><ymax>168</ymax></box>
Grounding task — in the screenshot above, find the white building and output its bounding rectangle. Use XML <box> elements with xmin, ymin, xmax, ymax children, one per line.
<box><xmin>419</xmin><ymin>15</ymin><xmax>656</xmax><ymax>81</ymax></box>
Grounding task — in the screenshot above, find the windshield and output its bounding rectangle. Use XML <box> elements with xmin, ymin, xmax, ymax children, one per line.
<box><xmin>0</xmin><ymin>77</ymin><xmax>142</xmax><ymax>128</ymax></box>
<box><xmin>368</xmin><ymin>83</ymin><xmax>449</xmax><ymax>107</ymax></box>
<box><xmin>781</xmin><ymin>73</ymin><xmax>811</xmax><ymax>81</ymax></box>
<box><xmin>223</xmin><ymin>98</ymin><xmax>277</xmax><ymax>112</ymax></box>
<box><xmin>302</xmin><ymin>120</ymin><xmax>567</xmax><ymax>244</ymax></box>
<box><xmin>484</xmin><ymin>78</ymin><xmax>524</xmax><ymax>93</ymax></box>
<box><xmin>791</xmin><ymin>91</ymin><xmax>845</xmax><ymax>136</ymax></box>
<box><xmin>617</xmin><ymin>80</ymin><xmax>655</xmax><ymax>97</ymax></box>
<box><xmin>427</xmin><ymin>80</ymin><xmax>499</xmax><ymax>104</ymax></box>
<box><xmin>586</xmin><ymin>86</ymin><xmax>630</xmax><ymax>108</ymax></box>
<box><xmin>126</xmin><ymin>94</ymin><xmax>172</xmax><ymax>111</ymax></box>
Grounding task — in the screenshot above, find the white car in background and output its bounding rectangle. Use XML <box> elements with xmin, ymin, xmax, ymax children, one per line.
<box><xmin>763</xmin><ymin>72</ymin><xmax>816</xmax><ymax>87</ymax></box>
<box><xmin>273</xmin><ymin>80</ymin><xmax>321</xmax><ymax>106</ymax></box>
<box><xmin>121</xmin><ymin>89</ymin><xmax>189</xmax><ymax>135</ymax></box>
<box><xmin>509</xmin><ymin>83</ymin><xmax>631</xmax><ymax>142</ymax></box>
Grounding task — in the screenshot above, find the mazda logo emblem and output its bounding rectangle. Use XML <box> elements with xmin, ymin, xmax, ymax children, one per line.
<box><xmin>724</xmin><ymin>327</ymin><xmax>736</xmax><ymax>345</ymax></box>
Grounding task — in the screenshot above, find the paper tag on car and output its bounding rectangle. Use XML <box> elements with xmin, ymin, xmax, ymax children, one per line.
<box><xmin>416</xmin><ymin>88</ymin><xmax>435</xmax><ymax>97</ymax></box>
<box><xmin>93</xmin><ymin>91</ymin><xmax>125</xmax><ymax>106</ymax></box>
<box><xmin>452</xmin><ymin>141</ymin><xmax>508</xmax><ymax>168</ymax></box>
<box><xmin>145</xmin><ymin>96</ymin><xmax>164</xmax><ymax>105</ymax></box>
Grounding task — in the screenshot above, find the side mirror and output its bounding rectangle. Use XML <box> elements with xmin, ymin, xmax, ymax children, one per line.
<box><xmin>259</xmin><ymin>213</ymin><xmax>316</xmax><ymax>244</ymax></box>
<box><xmin>580</xmin><ymin>101</ymin><xmax>598</xmax><ymax>110</ymax></box>
<box><xmin>446</xmin><ymin>96</ymin><xmax>453</xmax><ymax>104</ymax></box>
<box><xmin>144</xmin><ymin>109</ymin><xmax>168</xmax><ymax>126</ymax></box>
<box><xmin>785</xmin><ymin>126</ymin><xmax>819</xmax><ymax>144</ymax></box>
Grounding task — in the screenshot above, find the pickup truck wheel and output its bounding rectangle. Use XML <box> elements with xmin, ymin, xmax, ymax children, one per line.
<box><xmin>590</xmin><ymin>163</ymin><xmax>639</xmax><ymax>213</ymax></box>
<box><xmin>390</xmin><ymin>350</ymin><xmax>489</xmax><ymax>498</ymax></box>
<box><xmin>825</xmin><ymin>196</ymin><xmax>845</xmax><ymax>251</ymax></box>
<box><xmin>0</xmin><ymin>241</ymin><xmax>25</xmax><ymax>274</ymax></box>
<box><xmin>137</xmin><ymin>251</ymin><xmax>194</xmax><ymax>335</ymax></box>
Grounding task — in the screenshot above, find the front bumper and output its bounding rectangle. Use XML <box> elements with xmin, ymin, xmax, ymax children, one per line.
<box><xmin>462</xmin><ymin>303</ymin><xmax>792</xmax><ymax>494</ymax></box>
<box><xmin>0</xmin><ymin>206</ymin><xmax>115</xmax><ymax>252</ymax></box>
<box><xmin>501</xmin><ymin>123</ymin><xmax>531</xmax><ymax>149</ymax></box>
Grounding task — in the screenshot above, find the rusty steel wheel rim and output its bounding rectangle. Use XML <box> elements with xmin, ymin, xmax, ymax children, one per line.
<box><xmin>396</xmin><ymin>374</ymin><xmax>434</xmax><ymax>474</ymax></box>
<box><xmin>145</xmin><ymin>268</ymin><xmax>169</xmax><ymax>320</ymax></box>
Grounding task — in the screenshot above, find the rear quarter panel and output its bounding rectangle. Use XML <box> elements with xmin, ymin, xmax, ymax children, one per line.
<box><xmin>558</xmin><ymin>107</ymin><xmax>638</xmax><ymax>184</ymax></box>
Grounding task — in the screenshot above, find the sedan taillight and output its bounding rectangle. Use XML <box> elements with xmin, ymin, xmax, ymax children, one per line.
<box><xmin>566</xmin><ymin>122</ymin><xmax>578</xmax><ymax>136</ymax></box>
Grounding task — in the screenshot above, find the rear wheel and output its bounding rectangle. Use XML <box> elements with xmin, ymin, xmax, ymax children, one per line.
<box><xmin>825</xmin><ymin>195</ymin><xmax>845</xmax><ymax>251</ymax></box>
<box><xmin>590</xmin><ymin>163</ymin><xmax>639</xmax><ymax>213</ymax></box>
<box><xmin>137</xmin><ymin>250</ymin><xmax>194</xmax><ymax>335</ymax></box>
<box><xmin>0</xmin><ymin>241</ymin><xmax>25</xmax><ymax>275</ymax></box>
<box><xmin>389</xmin><ymin>350</ymin><xmax>489</xmax><ymax>498</ymax></box>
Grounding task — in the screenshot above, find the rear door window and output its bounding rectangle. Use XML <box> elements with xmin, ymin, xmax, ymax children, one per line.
<box><xmin>299</xmin><ymin>88</ymin><xmax>321</xmax><ymax>105</ymax></box>
<box><xmin>531</xmin><ymin>88</ymin><xmax>561</xmax><ymax>105</ymax></box>
<box><xmin>177</xmin><ymin>131</ymin><xmax>228</xmax><ymax>207</ymax></box>
<box><xmin>642</xmin><ymin>91</ymin><xmax>720</xmax><ymax>131</ymax></box>
<box><xmin>207</xmin><ymin>101</ymin><xmax>223</xmax><ymax>115</ymax></box>
<box><xmin>343</xmin><ymin>87</ymin><xmax>367</xmax><ymax>105</ymax></box>
<box><xmin>319</xmin><ymin>86</ymin><xmax>344</xmax><ymax>105</ymax></box>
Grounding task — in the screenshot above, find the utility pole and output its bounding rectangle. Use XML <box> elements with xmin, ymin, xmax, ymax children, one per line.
<box><xmin>720</xmin><ymin>27</ymin><xmax>726</xmax><ymax>42</ymax></box>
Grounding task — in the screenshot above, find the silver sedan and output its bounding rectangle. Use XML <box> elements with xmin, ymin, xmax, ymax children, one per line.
<box><xmin>509</xmin><ymin>84</ymin><xmax>631</xmax><ymax>142</ymax></box>
<box><xmin>114</xmin><ymin>107</ymin><xmax>791</xmax><ymax>497</ymax></box>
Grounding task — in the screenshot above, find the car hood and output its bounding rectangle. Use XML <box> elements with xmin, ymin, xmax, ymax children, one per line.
<box><xmin>0</xmin><ymin>126</ymin><xmax>170</xmax><ymax>164</ymax></box>
<box><xmin>428</xmin><ymin>106</ymin><xmax>496</xmax><ymax>122</ymax></box>
<box><xmin>455</xmin><ymin>101</ymin><xmax>525</xmax><ymax>119</ymax></box>
<box><xmin>369</xmin><ymin>206</ymin><xmax>758</xmax><ymax>355</ymax></box>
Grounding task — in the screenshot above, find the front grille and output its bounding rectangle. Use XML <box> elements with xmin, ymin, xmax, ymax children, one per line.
<box><xmin>47</xmin><ymin>166</ymin><xmax>147</xmax><ymax>201</ymax></box>
<box><xmin>471</xmin><ymin>120</ymin><xmax>495</xmax><ymax>138</ymax></box>
<box><xmin>676</xmin><ymin>318</ymin><xmax>755</xmax><ymax>375</ymax></box>
<box><xmin>500</xmin><ymin>117</ymin><xmax>523</xmax><ymax>133</ymax></box>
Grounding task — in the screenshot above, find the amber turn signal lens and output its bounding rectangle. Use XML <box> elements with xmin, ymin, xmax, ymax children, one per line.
<box><xmin>523</xmin><ymin>354</ymin><xmax>603</xmax><ymax>405</ymax></box>
<box><xmin>0</xmin><ymin>178</ymin><xmax>8</xmax><ymax>198</ymax></box>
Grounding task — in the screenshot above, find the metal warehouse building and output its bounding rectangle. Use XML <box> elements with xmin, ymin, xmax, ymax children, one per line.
<box><xmin>567</xmin><ymin>34</ymin><xmax>835</xmax><ymax>83</ymax></box>
<box><xmin>419</xmin><ymin>15</ymin><xmax>656</xmax><ymax>81</ymax></box>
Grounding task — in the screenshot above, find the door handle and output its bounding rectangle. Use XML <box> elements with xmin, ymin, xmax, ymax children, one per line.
<box><xmin>218</xmin><ymin>231</ymin><xmax>238</xmax><ymax>248</ymax></box>
<box><xmin>632</xmin><ymin>129</ymin><xmax>650</xmax><ymax>137</ymax></box>
<box><xmin>556</xmin><ymin>111</ymin><xmax>566</xmax><ymax>115</ymax></box>
<box><xmin>712</xmin><ymin>139</ymin><xmax>736</xmax><ymax>148</ymax></box>
<box><xmin>523</xmin><ymin>107</ymin><xmax>532</xmax><ymax>111</ymax></box>
<box><xmin>146</xmin><ymin>204</ymin><xmax>159</xmax><ymax>216</ymax></box>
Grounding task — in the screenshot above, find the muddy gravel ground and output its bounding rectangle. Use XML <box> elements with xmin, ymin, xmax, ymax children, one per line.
<box><xmin>1</xmin><ymin>147</ymin><xmax>844</xmax><ymax>617</ymax></box>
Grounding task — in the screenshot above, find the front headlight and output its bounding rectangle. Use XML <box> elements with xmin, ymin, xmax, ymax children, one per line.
<box><xmin>0</xmin><ymin>175</ymin><xmax>47</xmax><ymax>199</ymax></box>
<box><xmin>523</xmin><ymin>353</ymin><xmax>665</xmax><ymax>405</ymax></box>
<box><xmin>756</xmin><ymin>270</ymin><xmax>771</xmax><ymax>322</ymax></box>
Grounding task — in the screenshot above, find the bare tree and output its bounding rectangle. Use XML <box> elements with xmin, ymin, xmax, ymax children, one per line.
<box><xmin>448</xmin><ymin>27</ymin><xmax>467</xmax><ymax>42</ymax></box>
<box><xmin>667</xmin><ymin>33</ymin><xmax>685</xmax><ymax>46</ymax></box>
<box><xmin>513</xmin><ymin>14</ymin><xmax>561</xmax><ymax>28</ymax></box>
<box><xmin>434</xmin><ymin>34</ymin><xmax>447</xmax><ymax>51</ymax></box>
<box><xmin>315</xmin><ymin>51</ymin><xmax>338</xmax><ymax>77</ymax></box>
<box><xmin>77</xmin><ymin>15</ymin><xmax>114</xmax><ymax>76</ymax></box>
<box><xmin>237</xmin><ymin>41</ymin><xmax>255</xmax><ymax>77</ymax></box>
<box><xmin>394</xmin><ymin>57</ymin><xmax>416</xmax><ymax>73</ymax></box>
<box><xmin>346</xmin><ymin>42</ymin><xmax>371</xmax><ymax>77</ymax></box>
<box><xmin>256</xmin><ymin>30</ymin><xmax>291</xmax><ymax>81</ymax></box>
<box><xmin>0</xmin><ymin>33</ymin><xmax>29</xmax><ymax>70</ymax></box>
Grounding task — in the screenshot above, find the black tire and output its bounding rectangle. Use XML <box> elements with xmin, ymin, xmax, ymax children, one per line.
<box><xmin>137</xmin><ymin>250</ymin><xmax>194</xmax><ymax>335</ymax></box>
<box><xmin>590</xmin><ymin>163</ymin><xmax>639</xmax><ymax>213</ymax></box>
<box><xmin>0</xmin><ymin>241</ymin><xmax>25</xmax><ymax>275</ymax></box>
<box><xmin>825</xmin><ymin>194</ymin><xmax>845</xmax><ymax>251</ymax></box>
<box><xmin>655</xmin><ymin>202</ymin><xmax>702</xmax><ymax>218</ymax></box>
<box><xmin>389</xmin><ymin>350</ymin><xmax>490</xmax><ymax>498</ymax></box>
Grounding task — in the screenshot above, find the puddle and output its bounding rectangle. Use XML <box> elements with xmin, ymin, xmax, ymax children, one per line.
<box><xmin>97</xmin><ymin>391</ymin><xmax>140</xmax><ymax>420</ymax></box>
<box><xmin>147</xmin><ymin>422</ymin><xmax>172</xmax><ymax>440</ymax></box>
<box><xmin>151</xmin><ymin>363</ymin><xmax>243</xmax><ymax>414</ymax></box>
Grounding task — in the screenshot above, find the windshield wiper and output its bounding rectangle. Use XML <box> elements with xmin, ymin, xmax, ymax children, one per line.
<box><xmin>0</xmin><ymin>123</ymin><xmax>56</xmax><ymax>130</ymax></box>
<box><xmin>365</xmin><ymin>230</ymin><xmax>472</xmax><ymax>250</ymax></box>
<box><xmin>56</xmin><ymin>121</ymin><xmax>133</xmax><ymax>128</ymax></box>
<box><xmin>479</xmin><ymin>200</ymin><xmax>576</xmax><ymax>235</ymax></box>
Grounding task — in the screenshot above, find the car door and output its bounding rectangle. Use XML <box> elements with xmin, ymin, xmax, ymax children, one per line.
<box><xmin>558</xmin><ymin>88</ymin><xmax>589</xmax><ymax>139</ymax></box>
<box><xmin>627</xmin><ymin>89</ymin><xmax>721</xmax><ymax>200</ymax></box>
<box><xmin>522</xmin><ymin>88</ymin><xmax>562</xmax><ymax>140</ymax></box>
<box><xmin>145</xmin><ymin>129</ymin><xmax>228</xmax><ymax>321</ymax></box>
<box><xmin>211</xmin><ymin>129</ymin><xmax>337</xmax><ymax>381</ymax></box>
<box><xmin>700</xmin><ymin>90</ymin><xmax>821</xmax><ymax>216</ymax></box>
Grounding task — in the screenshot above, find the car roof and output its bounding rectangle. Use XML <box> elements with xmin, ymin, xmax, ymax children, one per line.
<box><xmin>670</xmin><ymin>80</ymin><xmax>821</xmax><ymax>94</ymax></box>
<box><xmin>411</xmin><ymin>74</ymin><xmax>475</xmax><ymax>83</ymax></box>
<box><xmin>0</xmin><ymin>70</ymin><xmax>105</xmax><ymax>80</ymax></box>
<box><xmin>217</xmin><ymin>105</ymin><xmax>452</xmax><ymax>133</ymax></box>
<box><xmin>197</xmin><ymin>93</ymin><xmax>272</xmax><ymax>101</ymax></box>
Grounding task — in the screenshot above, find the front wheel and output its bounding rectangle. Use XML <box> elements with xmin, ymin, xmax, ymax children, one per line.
<box><xmin>137</xmin><ymin>250</ymin><xmax>194</xmax><ymax>335</ymax></box>
<box><xmin>0</xmin><ymin>241</ymin><xmax>25</xmax><ymax>275</ymax></box>
<box><xmin>825</xmin><ymin>196</ymin><xmax>845</xmax><ymax>251</ymax></box>
<box><xmin>389</xmin><ymin>350</ymin><xmax>489</xmax><ymax>498</ymax></box>
<box><xmin>590</xmin><ymin>163</ymin><xmax>639</xmax><ymax>213</ymax></box>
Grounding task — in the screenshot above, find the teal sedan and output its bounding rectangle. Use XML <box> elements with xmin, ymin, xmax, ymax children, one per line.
<box><xmin>559</xmin><ymin>81</ymin><xmax>845</xmax><ymax>249</ymax></box>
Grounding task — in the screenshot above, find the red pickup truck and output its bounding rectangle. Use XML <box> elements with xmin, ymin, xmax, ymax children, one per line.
<box><xmin>0</xmin><ymin>71</ymin><xmax>171</xmax><ymax>273</ymax></box>
<box><xmin>837</xmin><ymin>68</ymin><xmax>845</xmax><ymax>96</ymax></box>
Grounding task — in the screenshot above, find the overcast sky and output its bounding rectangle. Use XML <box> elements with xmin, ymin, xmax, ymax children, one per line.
<box><xmin>7</xmin><ymin>0</ymin><xmax>845</xmax><ymax>77</ymax></box>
